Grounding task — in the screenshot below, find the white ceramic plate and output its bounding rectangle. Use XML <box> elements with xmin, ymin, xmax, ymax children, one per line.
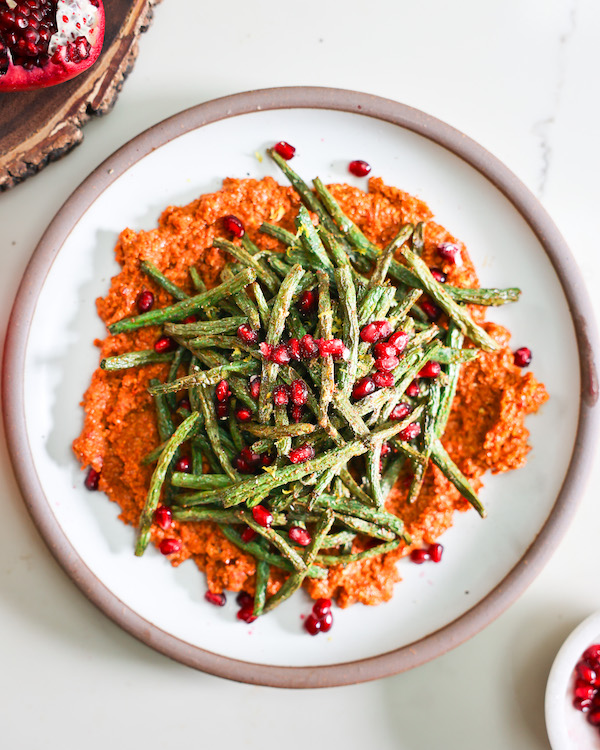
<box><xmin>546</xmin><ymin>612</ymin><xmax>600</xmax><ymax>749</ymax></box>
<box><xmin>4</xmin><ymin>88</ymin><xmax>597</xmax><ymax>687</ymax></box>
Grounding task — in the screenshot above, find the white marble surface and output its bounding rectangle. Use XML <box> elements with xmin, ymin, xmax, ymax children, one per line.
<box><xmin>1</xmin><ymin>1</ymin><xmax>599</xmax><ymax>748</ymax></box>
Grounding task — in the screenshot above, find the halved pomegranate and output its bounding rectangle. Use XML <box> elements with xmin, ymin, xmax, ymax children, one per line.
<box><xmin>0</xmin><ymin>0</ymin><xmax>105</xmax><ymax>92</ymax></box>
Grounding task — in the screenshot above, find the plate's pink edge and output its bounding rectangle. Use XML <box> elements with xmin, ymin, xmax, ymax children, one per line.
<box><xmin>2</xmin><ymin>86</ymin><xmax>598</xmax><ymax>689</ymax></box>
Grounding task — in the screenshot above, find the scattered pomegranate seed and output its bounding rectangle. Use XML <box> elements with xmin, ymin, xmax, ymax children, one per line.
<box><xmin>298</xmin><ymin>290</ymin><xmax>318</xmax><ymax>315</ymax></box>
<box><xmin>84</xmin><ymin>467</ymin><xmax>100</xmax><ymax>490</ymax></box>
<box><xmin>430</xmin><ymin>268</ymin><xmax>447</xmax><ymax>283</ymax></box>
<box><xmin>574</xmin><ymin>697</ymin><xmax>592</xmax><ymax>712</ymax></box>
<box><xmin>399</xmin><ymin>422</ymin><xmax>421</xmax><ymax>441</ymax></box>
<box><xmin>574</xmin><ymin>680</ymin><xmax>597</xmax><ymax>700</ymax></box>
<box><xmin>290</xmin><ymin>404</ymin><xmax>304</xmax><ymax>423</ymax></box>
<box><xmin>159</xmin><ymin>538</ymin><xmax>182</xmax><ymax>555</ymax></box>
<box><xmin>271</xmin><ymin>343</ymin><xmax>292</xmax><ymax>365</ymax></box>
<box><xmin>304</xmin><ymin>614</ymin><xmax>322</xmax><ymax>635</ymax></box>
<box><xmin>182</xmin><ymin>315</ymin><xmax>197</xmax><ymax>324</ymax></box>
<box><xmin>348</xmin><ymin>159</ymin><xmax>371</xmax><ymax>177</ymax></box>
<box><xmin>273</xmin><ymin>141</ymin><xmax>296</xmax><ymax>160</ymax></box>
<box><xmin>249</xmin><ymin>376</ymin><xmax>261</xmax><ymax>400</ymax></box>
<box><xmin>237</xmin><ymin>323</ymin><xmax>259</xmax><ymax>344</ymax></box>
<box><xmin>287</xmin><ymin>337</ymin><xmax>301</xmax><ymax>360</ymax></box>
<box><xmin>273</xmin><ymin>384</ymin><xmax>291</xmax><ymax>406</ymax></box>
<box><xmin>319</xmin><ymin>610</ymin><xmax>334</xmax><ymax>632</ymax></box>
<box><xmin>577</xmin><ymin>661</ymin><xmax>598</xmax><ymax>683</ymax></box>
<box><xmin>360</xmin><ymin>320</ymin><xmax>392</xmax><ymax>343</ymax></box>
<box><xmin>236</xmin><ymin>591</ymin><xmax>254</xmax><ymax>608</ymax></box>
<box><xmin>388</xmin><ymin>330</ymin><xmax>409</xmax><ymax>353</ymax></box>
<box><xmin>380</xmin><ymin>442</ymin><xmax>392</xmax><ymax>458</ymax></box>
<box><xmin>410</xmin><ymin>548</ymin><xmax>430</xmax><ymax>564</ymax></box>
<box><xmin>352</xmin><ymin>376</ymin><xmax>376</xmax><ymax>400</ymax></box>
<box><xmin>175</xmin><ymin>455</ymin><xmax>192</xmax><ymax>473</ymax></box>
<box><xmin>235</xmin><ymin>447</ymin><xmax>261</xmax><ymax>474</ymax></box>
<box><xmin>252</xmin><ymin>505</ymin><xmax>273</xmax><ymax>528</ymax></box>
<box><xmin>137</xmin><ymin>290</ymin><xmax>154</xmax><ymax>313</ymax></box>
<box><xmin>237</xmin><ymin>606</ymin><xmax>257</xmax><ymax>623</ymax></box>
<box><xmin>390</xmin><ymin>403</ymin><xmax>411</xmax><ymax>421</ymax></box>
<box><xmin>300</xmin><ymin>333</ymin><xmax>320</xmax><ymax>359</ymax></box>
<box><xmin>178</xmin><ymin>396</ymin><xmax>191</xmax><ymax>412</ymax></box>
<box><xmin>373</xmin><ymin>370</ymin><xmax>394</xmax><ymax>388</ymax></box>
<box><xmin>205</xmin><ymin>591</ymin><xmax>226</xmax><ymax>607</ymax></box>
<box><xmin>418</xmin><ymin>361</ymin><xmax>441</xmax><ymax>378</ymax></box>
<box><xmin>289</xmin><ymin>526</ymin><xmax>312</xmax><ymax>546</ymax></box>
<box><xmin>154</xmin><ymin>505</ymin><xmax>172</xmax><ymax>530</ymax></box>
<box><xmin>514</xmin><ymin>347</ymin><xmax>532</xmax><ymax>367</ymax></box>
<box><xmin>235</xmin><ymin>406</ymin><xmax>253</xmax><ymax>422</ymax></box>
<box><xmin>154</xmin><ymin>336</ymin><xmax>176</xmax><ymax>353</ymax></box>
<box><xmin>373</xmin><ymin>342</ymin><xmax>398</xmax><ymax>359</ymax></box>
<box><xmin>223</xmin><ymin>214</ymin><xmax>245</xmax><ymax>238</ymax></box>
<box><xmin>375</xmin><ymin>355</ymin><xmax>400</xmax><ymax>372</ymax></box>
<box><xmin>429</xmin><ymin>543</ymin><xmax>443</xmax><ymax>562</ymax></box>
<box><xmin>288</xmin><ymin>444</ymin><xmax>315</xmax><ymax>464</ymax></box>
<box><xmin>318</xmin><ymin>338</ymin><xmax>347</xmax><ymax>359</ymax></box>
<box><xmin>241</xmin><ymin>526</ymin><xmax>258</xmax><ymax>543</ymax></box>
<box><xmin>260</xmin><ymin>452</ymin><xmax>275</xmax><ymax>467</ymax></box>
<box><xmin>406</xmin><ymin>380</ymin><xmax>420</xmax><ymax>398</ymax></box>
<box><xmin>215</xmin><ymin>379</ymin><xmax>231</xmax><ymax>402</ymax></box>
<box><xmin>216</xmin><ymin>401</ymin><xmax>229</xmax><ymax>420</ymax></box>
<box><xmin>420</xmin><ymin>300</ymin><xmax>442</xmax><ymax>321</ymax></box>
<box><xmin>583</xmin><ymin>645</ymin><xmax>600</xmax><ymax>663</ymax></box>
<box><xmin>259</xmin><ymin>342</ymin><xmax>273</xmax><ymax>358</ymax></box>
<box><xmin>313</xmin><ymin>598</ymin><xmax>331</xmax><ymax>618</ymax></box>
<box><xmin>291</xmin><ymin>379</ymin><xmax>308</xmax><ymax>406</ymax></box>
<box><xmin>437</xmin><ymin>242</ymin><xmax>462</xmax><ymax>265</ymax></box>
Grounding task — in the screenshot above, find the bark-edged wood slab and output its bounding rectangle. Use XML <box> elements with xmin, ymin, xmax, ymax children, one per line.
<box><xmin>0</xmin><ymin>0</ymin><xmax>162</xmax><ymax>192</ymax></box>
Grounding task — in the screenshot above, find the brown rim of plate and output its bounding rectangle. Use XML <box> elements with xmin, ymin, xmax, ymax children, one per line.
<box><xmin>2</xmin><ymin>86</ymin><xmax>599</xmax><ymax>689</ymax></box>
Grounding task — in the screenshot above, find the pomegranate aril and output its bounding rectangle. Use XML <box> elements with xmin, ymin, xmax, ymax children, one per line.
<box><xmin>273</xmin><ymin>384</ymin><xmax>291</xmax><ymax>406</ymax></box>
<box><xmin>418</xmin><ymin>361</ymin><xmax>441</xmax><ymax>378</ymax></box>
<box><xmin>352</xmin><ymin>376</ymin><xmax>376</xmax><ymax>400</ymax></box>
<box><xmin>237</xmin><ymin>323</ymin><xmax>259</xmax><ymax>345</ymax></box>
<box><xmin>178</xmin><ymin>396</ymin><xmax>191</xmax><ymax>412</ymax></box>
<box><xmin>289</xmin><ymin>526</ymin><xmax>312</xmax><ymax>547</ymax></box>
<box><xmin>587</xmin><ymin>708</ymin><xmax>600</xmax><ymax>726</ymax></box>
<box><xmin>318</xmin><ymin>338</ymin><xmax>347</xmax><ymax>359</ymax></box>
<box><xmin>380</xmin><ymin>441</ymin><xmax>392</xmax><ymax>458</ymax></box>
<box><xmin>273</xmin><ymin>141</ymin><xmax>296</xmax><ymax>160</ymax></box>
<box><xmin>348</xmin><ymin>159</ymin><xmax>371</xmax><ymax>177</ymax></box>
<box><xmin>290</xmin><ymin>404</ymin><xmax>304</xmax><ymax>423</ymax></box>
<box><xmin>399</xmin><ymin>422</ymin><xmax>421</xmax><ymax>441</ymax></box>
<box><xmin>175</xmin><ymin>455</ymin><xmax>192</xmax><ymax>473</ymax></box>
<box><xmin>260</xmin><ymin>452</ymin><xmax>275</xmax><ymax>467</ymax></box>
<box><xmin>373</xmin><ymin>342</ymin><xmax>398</xmax><ymax>359</ymax></box>
<box><xmin>420</xmin><ymin>300</ymin><xmax>442</xmax><ymax>321</ymax></box>
<box><xmin>574</xmin><ymin>680</ymin><xmax>596</xmax><ymax>700</ymax></box>
<box><xmin>154</xmin><ymin>336</ymin><xmax>176</xmax><ymax>353</ymax></box>
<box><xmin>222</xmin><ymin>214</ymin><xmax>245</xmax><ymax>238</ymax></box>
<box><xmin>373</xmin><ymin>370</ymin><xmax>394</xmax><ymax>388</ymax></box>
<box><xmin>287</xmin><ymin>337</ymin><xmax>301</xmax><ymax>361</ymax></box>
<box><xmin>319</xmin><ymin>610</ymin><xmax>333</xmax><ymax>633</ymax></box>
<box><xmin>249</xmin><ymin>376</ymin><xmax>261</xmax><ymax>400</ymax></box>
<box><xmin>205</xmin><ymin>591</ymin><xmax>226</xmax><ymax>607</ymax></box>
<box><xmin>390</xmin><ymin>403</ymin><xmax>411</xmax><ymax>421</ymax></box>
<box><xmin>215</xmin><ymin>379</ymin><xmax>231</xmax><ymax>402</ymax></box>
<box><xmin>583</xmin><ymin>645</ymin><xmax>600</xmax><ymax>663</ymax></box>
<box><xmin>291</xmin><ymin>379</ymin><xmax>308</xmax><ymax>406</ymax></box>
<box><xmin>304</xmin><ymin>614</ymin><xmax>322</xmax><ymax>635</ymax></box>
<box><xmin>259</xmin><ymin>342</ymin><xmax>273</xmax><ymax>358</ymax></box>
<box><xmin>297</xmin><ymin>289</ymin><xmax>317</xmax><ymax>315</ymax></box>
<box><xmin>574</xmin><ymin>697</ymin><xmax>592</xmax><ymax>712</ymax></box>
<box><xmin>216</xmin><ymin>400</ymin><xmax>230</xmax><ymax>420</ymax></box>
<box><xmin>159</xmin><ymin>538</ymin><xmax>182</xmax><ymax>555</ymax></box>
<box><xmin>288</xmin><ymin>444</ymin><xmax>315</xmax><ymax>464</ymax></box>
<box><xmin>235</xmin><ymin>406</ymin><xmax>253</xmax><ymax>422</ymax></box>
<box><xmin>360</xmin><ymin>320</ymin><xmax>392</xmax><ymax>343</ymax></box>
<box><xmin>514</xmin><ymin>347</ymin><xmax>532</xmax><ymax>367</ymax></box>
<box><xmin>576</xmin><ymin>661</ymin><xmax>598</xmax><ymax>683</ymax></box>
<box><xmin>241</xmin><ymin>526</ymin><xmax>257</xmax><ymax>543</ymax></box>
<box><xmin>271</xmin><ymin>343</ymin><xmax>291</xmax><ymax>365</ymax></box>
<box><xmin>84</xmin><ymin>467</ymin><xmax>100</xmax><ymax>490</ymax></box>
<box><xmin>406</xmin><ymin>380</ymin><xmax>420</xmax><ymax>398</ymax></box>
<box><xmin>252</xmin><ymin>504</ymin><xmax>273</xmax><ymax>528</ymax></box>
<box><xmin>313</xmin><ymin>598</ymin><xmax>331</xmax><ymax>618</ymax></box>
<box><xmin>430</xmin><ymin>268</ymin><xmax>447</xmax><ymax>283</ymax></box>
<box><xmin>153</xmin><ymin>505</ymin><xmax>172</xmax><ymax>531</ymax></box>
<box><xmin>237</xmin><ymin>606</ymin><xmax>257</xmax><ymax>624</ymax></box>
<box><xmin>236</xmin><ymin>591</ymin><xmax>253</xmax><ymax>608</ymax></box>
<box><xmin>429</xmin><ymin>543</ymin><xmax>443</xmax><ymax>563</ymax></box>
<box><xmin>437</xmin><ymin>242</ymin><xmax>462</xmax><ymax>265</ymax></box>
<box><xmin>388</xmin><ymin>330</ymin><xmax>409</xmax><ymax>353</ymax></box>
<box><xmin>136</xmin><ymin>289</ymin><xmax>154</xmax><ymax>312</ymax></box>
<box><xmin>300</xmin><ymin>333</ymin><xmax>320</xmax><ymax>359</ymax></box>
<box><xmin>410</xmin><ymin>548</ymin><xmax>430</xmax><ymax>564</ymax></box>
<box><xmin>374</xmin><ymin>355</ymin><xmax>400</xmax><ymax>372</ymax></box>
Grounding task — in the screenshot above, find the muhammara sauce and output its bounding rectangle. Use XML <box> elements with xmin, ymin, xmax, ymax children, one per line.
<box><xmin>73</xmin><ymin>176</ymin><xmax>548</xmax><ymax>608</ymax></box>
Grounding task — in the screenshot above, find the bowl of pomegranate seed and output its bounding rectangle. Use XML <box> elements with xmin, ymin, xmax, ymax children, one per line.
<box><xmin>546</xmin><ymin>612</ymin><xmax>600</xmax><ymax>749</ymax></box>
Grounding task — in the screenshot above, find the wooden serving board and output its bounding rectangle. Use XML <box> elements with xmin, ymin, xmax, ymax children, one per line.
<box><xmin>0</xmin><ymin>0</ymin><xmax>162</xmax><ymax>192</ymax></box>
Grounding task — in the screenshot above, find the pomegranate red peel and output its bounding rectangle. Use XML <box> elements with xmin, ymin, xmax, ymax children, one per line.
<box><xmin>0</xmin><ymin>0</ymin><xmax>105</xmax><ymax>92</ymax></box>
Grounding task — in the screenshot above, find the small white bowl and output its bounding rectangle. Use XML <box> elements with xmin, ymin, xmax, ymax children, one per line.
<box><xmin>546</xmin><ymin>612</ymin><xmax>600</xmax><ymax>749</ymax></box>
